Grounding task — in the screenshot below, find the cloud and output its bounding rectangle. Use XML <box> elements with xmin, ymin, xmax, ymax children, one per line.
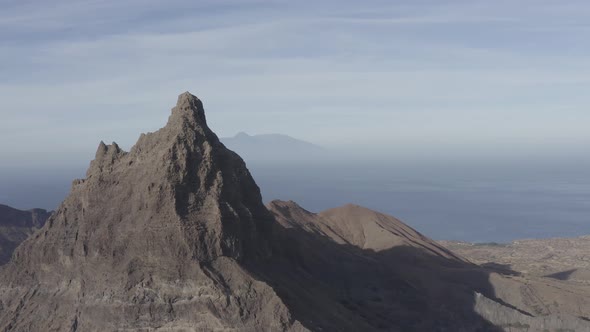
<box><xmin>1</xmin><ymin>0</ymin><xmax>590</xmax><ymax>166</ymax></box>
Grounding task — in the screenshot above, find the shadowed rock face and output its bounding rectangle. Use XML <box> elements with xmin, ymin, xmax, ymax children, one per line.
<box><xmin>269</xmin><ymin>200</ymin><xmax>464</xmax><ymax>259</ymax></box>
<box><xmin>264</xmin><ymin>201</ymin><xmax>590</xmax><ymax>332</ymax></box>
<box><xmin>0</xmin><ymin>205</ymin><xmax>51</xmax><ymax>265</ymax></box>
<box><xmin>1</xmin><ymin>92</ymin><xmax>590</xmax><ymax>332</ymax></box>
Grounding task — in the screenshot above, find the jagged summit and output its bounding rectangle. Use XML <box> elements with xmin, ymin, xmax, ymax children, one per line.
<box><xmin>169</xmin><ymin>91</ymin><xmax>207</xmax><ymax>128</ymax></box>
<box><xmin>79</xmin><ymin>91</ymin><xmax>273</xmax><ymax>262</ymax></box>
<box><xmin>0</xmin><ymin>92</ymin><xmax>296</xmax><ymax>331</ymax></box>
<box><xmin>89</xmin><ymin>141</ymin><xmax>125</xmax><ymax>175</ymax></box>
<box><xmin>91</xmin><ymin>91</ymin><xmax>205</xmax><ymax>168</ymax></box>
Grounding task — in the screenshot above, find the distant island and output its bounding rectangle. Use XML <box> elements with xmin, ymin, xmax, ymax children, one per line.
<box><xmin>221</xmin><ymin>132</ymin><xmax>326</xmax><ymax>163</ymax></box>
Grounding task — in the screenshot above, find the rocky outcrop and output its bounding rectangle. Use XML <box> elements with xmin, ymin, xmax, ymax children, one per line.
<box><xmin>0</xmin><ymin>92</ymin><xmax>303</xmax><ymax>331</ymax></box>
<box><xmin>0</xmin><ymin>204</ymin><xmax>51</xmax><ymax>265</ymax></box>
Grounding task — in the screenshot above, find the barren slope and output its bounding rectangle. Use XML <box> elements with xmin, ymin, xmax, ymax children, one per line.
<box><xmin>268</xmin><ymin>200</ymin><xmax>590</xmax><ymax>332</ymax></box>
<box><xmin>441</xmin><ymin>237</ymin><xmax>590</xmax><ymax>283</ymax></box>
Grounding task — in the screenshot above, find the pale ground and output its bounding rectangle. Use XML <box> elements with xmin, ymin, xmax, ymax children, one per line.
<box><xmin>440</xmin><ymin>236</ymin><xmax>590</xmax><ymax>286</ymax></box>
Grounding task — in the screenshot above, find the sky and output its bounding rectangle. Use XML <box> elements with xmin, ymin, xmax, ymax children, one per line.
<box><xmin>1</xmin><ymin>0</ymin><xmax>590</xmax><ymax>167</ymax></box>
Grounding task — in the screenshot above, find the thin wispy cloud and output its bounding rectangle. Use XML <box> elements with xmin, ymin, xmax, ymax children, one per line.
<box><xmin>1</xmin><ymin>0</ymin><xmax>589</xmax><ymax>166</ymax></box>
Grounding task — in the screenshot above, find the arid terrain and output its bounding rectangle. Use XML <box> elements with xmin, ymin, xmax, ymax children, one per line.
<box><xmin>441</xmin><ymin>237</ymin><xmax>590</xmax><ymax>286</ymax></box>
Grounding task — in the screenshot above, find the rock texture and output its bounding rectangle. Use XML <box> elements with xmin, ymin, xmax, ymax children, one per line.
<box><xmin>0</xmin><ymin>93</ymin><xmax>303</xmax><ymax>331</ymax></box>
<box><xmin>1</xmin><ymin>92</ymin><xmax>590</xmax><ymax>332</ymax></box>
<box><xmin>0</xmin><ymin>204</ymin><xmax>51</xmax><ymax>265</ymax></box>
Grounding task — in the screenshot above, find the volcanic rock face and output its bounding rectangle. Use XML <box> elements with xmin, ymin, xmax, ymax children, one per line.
<box><xmin>0</xmin><ymin>205</ymin><xmax>51</xmax><ymax>265</ymax></box>
<box><xmin>0</xmin><ymin>93</ymin><xmax>302</xmax><ymax>331</ymax></box>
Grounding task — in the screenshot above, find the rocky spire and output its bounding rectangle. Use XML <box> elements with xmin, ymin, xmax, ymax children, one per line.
<box><xmin>0</xmin><ymin>92</ymin><xmax>293</xmax><ymax>331</ymax></box>
<box><xmin>81</xmin><ymin>92</ymin><xmax>272</xmax><ymax>261</ymax></box>
<box><xmin>171</xmin><ymin>91</ymin><xmax>207</xmax><ymax>125</ymax></box>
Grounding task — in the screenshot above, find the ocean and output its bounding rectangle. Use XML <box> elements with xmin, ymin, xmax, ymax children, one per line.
<box><xmin>1</xmin><ymin>158</ymin><xmax>589</xmax><ymax>243</ymax></box>
<box><xmin>248</xmin><ymin>159</ymin><xmax>590</xmax><ymax>243</ymax></box>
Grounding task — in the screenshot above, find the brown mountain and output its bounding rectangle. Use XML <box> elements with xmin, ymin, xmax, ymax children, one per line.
<box><xmin>0</xmin><ymin>92</ymin><xmax>303</xmax><ymax>331</ymax></box>
<box><xmin>0</xmin><ymin>204</ymin><xmax>51</xmax><ymax>265</ymax></box>
<box><xmin>1</xmin><ymin>92</ymin><xmax>589</xmax><ymax>331</ymax></box>
<box><xmin>269</xmin><ymin>200</ymin><xmax>461</xmax><ymax>257</ymax></box>
<box><xmin>265</xmin><ymin>201</ymin><xmax>590</xmax><ymax>331</ymax></box>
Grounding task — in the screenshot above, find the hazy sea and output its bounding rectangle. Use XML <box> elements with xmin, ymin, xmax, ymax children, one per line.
<box><xmin>1</xmin><ymin>159</ymin><xmax>589</xmax><ymax>243</ymax></box>
<box><xmin>249</xmin><ymin>159</ymin><xmax>590</xmax><ymax>243</ymax></box>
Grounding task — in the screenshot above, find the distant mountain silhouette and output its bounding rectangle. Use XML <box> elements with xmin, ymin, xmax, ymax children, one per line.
<box><xmin>221</xmin><ymin>132</ymin><xmax>326</xmax><ymax>163</ymax></box>
<box><xmin>0</xmin><ymin>204</ymin><xmax>51</xmax><ymax>265</ymax></box>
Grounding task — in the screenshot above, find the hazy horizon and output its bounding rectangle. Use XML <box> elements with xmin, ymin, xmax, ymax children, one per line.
<box><xmin>2</xmin><ymin>0</ymin><xmax>590</xmax><ymax>168</ymax></box>
<box><xmin>2</xmin><ymin>134</ymin><xmax>588</xmax><ymax>243</ymax></box>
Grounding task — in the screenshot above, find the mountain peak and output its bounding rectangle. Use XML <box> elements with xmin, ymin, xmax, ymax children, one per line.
<box><xmin>89</xmin><ymin>140</ymin><xmax>126</xmax><ymax>176</ymax></box>
<box><xmin>0</xmin><ymin>91</ymin><xmax>307</xmax><ymax>331</ymax></box>
<box><xmin>176</xmin><ymin>91</ymin><xmax>201</xmax><ymax>107</ymax></box>
<box><xmin>169</xmin><ymin>91</ymin><xmax>207</xmax><ymax>128</ymax></box>
<box><xmin>13</xmin><ymin>91</ymin><xmax>274</xmax><ymax>268</ymax></box>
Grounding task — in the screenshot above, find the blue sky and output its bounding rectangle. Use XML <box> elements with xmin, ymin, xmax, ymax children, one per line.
<box><xmin>1</xmin><ymin>0</ymin><xmax>589</xmax><ymax>166</ymax></box>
